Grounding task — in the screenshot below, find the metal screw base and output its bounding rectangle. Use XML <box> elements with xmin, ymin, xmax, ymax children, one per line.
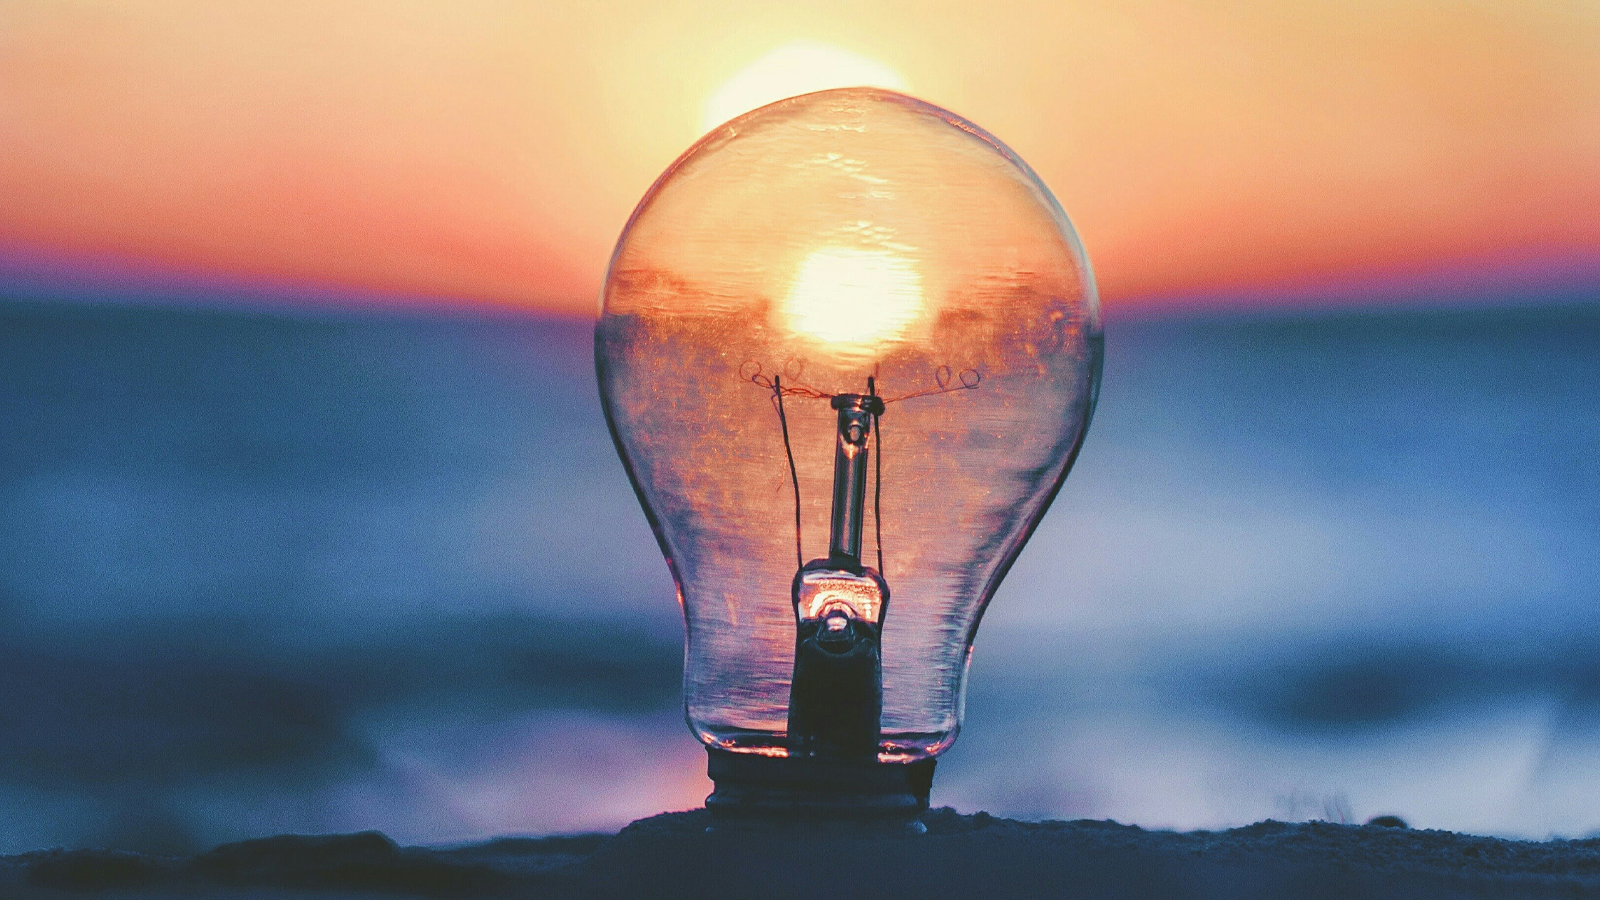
<box><xmin>704</xmin><ymin>747</ymin><xmax>934</xmax><ymax>823</ymax></box>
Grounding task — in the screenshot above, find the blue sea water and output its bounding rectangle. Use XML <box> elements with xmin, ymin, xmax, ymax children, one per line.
<box><xmin>1</xmin><ymin>298</ymin><xmax>1597</xmax><ymax>851</ymax></box>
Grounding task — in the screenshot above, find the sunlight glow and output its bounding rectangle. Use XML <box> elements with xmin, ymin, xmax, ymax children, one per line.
<box><xmin>700</xmin><ymin>42</ymin><xmax>909</xmax><ymax>134</ymax></box>
<box><xmin>783</xmin><ymin>247</ymin><xmax>924</xmax><ymax>350</ymax></box>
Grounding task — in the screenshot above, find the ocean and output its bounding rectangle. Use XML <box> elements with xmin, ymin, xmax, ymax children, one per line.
<box><xmin>2</xmin><ymin>298</ymin><xmax>1597</xmax><ymax>851</ymax></box>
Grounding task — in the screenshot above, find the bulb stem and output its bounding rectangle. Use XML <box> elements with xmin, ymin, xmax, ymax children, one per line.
<box><xmin>827</xmin><ymin>391</ymin><xmax>884</xmax><ymax>564</ymax></box>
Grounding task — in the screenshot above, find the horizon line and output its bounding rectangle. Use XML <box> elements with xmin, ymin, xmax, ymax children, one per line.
<box><xmin>3</xmin><ymin>241</ymin><xmax>1596</xmax><ymax>325</ymax></box>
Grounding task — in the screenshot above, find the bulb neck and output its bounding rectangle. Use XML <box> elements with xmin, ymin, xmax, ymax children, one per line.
<box><xmin>827</xmin><ymin>392</ymin><xmax>884</xmax><ymax>563</ymax></box>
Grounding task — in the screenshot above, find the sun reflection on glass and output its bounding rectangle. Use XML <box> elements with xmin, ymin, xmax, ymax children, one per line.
<box><xmin>782</xmin><ymin>246</ymin><xmax>924</xmax><ymax>351</ymax></box>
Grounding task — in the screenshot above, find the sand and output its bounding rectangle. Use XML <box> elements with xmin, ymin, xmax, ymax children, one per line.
<box><xmin>7</xmin><ymin>809</ymin><xmax>1600</xmax><ymax>898</ymax></box>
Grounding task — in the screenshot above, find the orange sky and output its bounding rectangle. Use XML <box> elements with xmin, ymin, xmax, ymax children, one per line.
<box><xmin>1</xmin><ymin>0</ymin><xmax>1597</xmax><ymax>315</ymax></box>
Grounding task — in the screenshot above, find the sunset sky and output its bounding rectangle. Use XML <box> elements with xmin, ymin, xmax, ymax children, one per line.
<box><xmin>2</xmin><ymin>0</ymin><xmax>1597</xmax><ymax>316</ymax></box>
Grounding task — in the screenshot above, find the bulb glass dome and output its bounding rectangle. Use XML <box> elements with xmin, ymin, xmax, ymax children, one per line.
<box><xmin>597</xmin><ymin>88</ymin><xmax>1101</xmax><ymax>762</ymax></box>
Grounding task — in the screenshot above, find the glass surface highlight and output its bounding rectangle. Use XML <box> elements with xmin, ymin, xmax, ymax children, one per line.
<box><xmin>597</xmin><ymin>88</ymin><xmax>1102</xmax><ymax>761</ymax></box>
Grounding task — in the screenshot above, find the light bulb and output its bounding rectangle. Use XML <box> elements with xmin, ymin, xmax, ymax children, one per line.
<box><xmin>597</xmin><ymin>88</ymin><xmax>1102</xmax><ymax>817</ymax></box>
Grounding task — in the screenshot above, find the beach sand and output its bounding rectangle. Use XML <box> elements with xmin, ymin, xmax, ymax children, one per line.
<box><xmin>9</xmin><ymin>809</ymin><xmax>1600</xmax><ymax>898</ymax></box>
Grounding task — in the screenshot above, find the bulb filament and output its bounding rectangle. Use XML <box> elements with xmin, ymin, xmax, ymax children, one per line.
<box><xmin>742</xmin><ymin>364</ymin><xmax>983</xmax><ymax>761</ymax></box>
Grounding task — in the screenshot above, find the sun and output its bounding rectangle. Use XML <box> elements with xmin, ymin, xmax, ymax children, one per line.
<box><xmin>783</xmin><ymin>247</ymin><xmax>925</xmax><ymax>352</ymax></box>
<box><xmin>700</xmin><ymin>42</ymin><xmax>909</xmax><ymax>134</ymax></box>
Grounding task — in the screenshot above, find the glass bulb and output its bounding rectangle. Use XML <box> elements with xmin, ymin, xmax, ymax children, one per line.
<box><xmin>597</xmin><ymin>88</ymin><xmax>1101</xmax><ymax>768</ymax></box>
